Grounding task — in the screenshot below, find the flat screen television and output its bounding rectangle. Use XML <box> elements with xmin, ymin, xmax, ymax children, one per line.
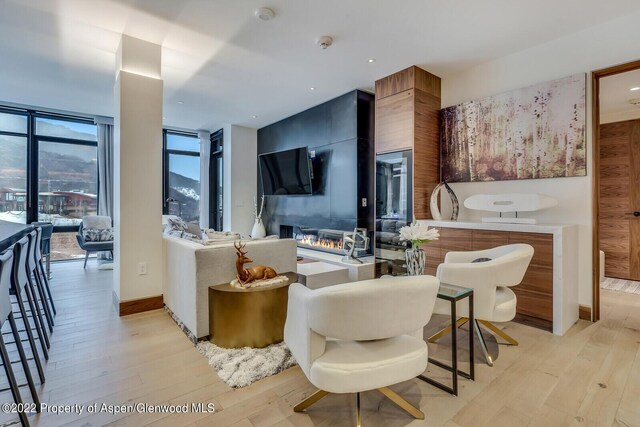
<box><xmin>259</xmin><ymin>147</ymin><xmax>313</xmax><ymax>195</ymax></box>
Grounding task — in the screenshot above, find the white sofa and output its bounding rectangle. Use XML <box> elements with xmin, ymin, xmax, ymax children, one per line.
<box><xmin>163</xmin><ymin>235</ymin><xmax>298</xmax><ymax>339</ymax></box>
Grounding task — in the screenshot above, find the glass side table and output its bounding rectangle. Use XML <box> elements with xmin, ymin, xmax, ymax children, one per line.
<box><xmin>418</xmin><ymin>282</ymin><xmax>475</xmax><ymax>396</ymax></box>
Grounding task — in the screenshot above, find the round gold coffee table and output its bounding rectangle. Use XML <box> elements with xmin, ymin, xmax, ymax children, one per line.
<box><xmin>208</xmin><ymin>271</ymin><xmax>297</xmax><ymax>348</ymax></box>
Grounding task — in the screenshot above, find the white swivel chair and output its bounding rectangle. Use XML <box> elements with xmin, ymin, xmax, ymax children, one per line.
<box><xmin>285</xmin><ymin>275</ymin><xmax>440</xmax><ymax>426</ymax></box>
<box><xmin>428</xmin><ymin>244</ymin><xmax>534</xmax><ymax>367</ymax></box>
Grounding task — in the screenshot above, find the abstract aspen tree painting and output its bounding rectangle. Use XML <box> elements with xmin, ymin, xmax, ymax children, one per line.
<box><xmin>441</xmin><ymin>74</ymin><xmax>586</xmax><ymax>182</ymax></box>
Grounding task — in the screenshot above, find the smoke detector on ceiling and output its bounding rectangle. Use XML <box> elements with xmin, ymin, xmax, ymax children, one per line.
<box><xmin>629</xmin><ymin>98</ymin><xmax>640</xmax><ymax>108</ymax></box>
<box><xmin>317</xmin><ymin>36</ymin><xmax>333</xmax><ymax>50</ymax></box>
<box><xmin>255</xmin><ymin>7</ymin><xmax>275</xmax><ymax>21</ymax></box>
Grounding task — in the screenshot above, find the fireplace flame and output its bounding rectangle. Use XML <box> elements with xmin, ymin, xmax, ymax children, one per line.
<box><xmin>296</xmin><ymin>234</ymin><xmax>343</xmax><ymax>250</ymax></box>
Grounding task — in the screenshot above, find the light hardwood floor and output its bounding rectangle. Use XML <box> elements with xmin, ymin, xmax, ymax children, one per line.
<box><xmin>1</xmin><ymin>261</ymin><xmax>639</xmax><ymax>427</ymax></box>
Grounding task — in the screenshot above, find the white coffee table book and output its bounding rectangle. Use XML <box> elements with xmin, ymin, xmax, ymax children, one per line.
<box><xmin>463</xmin><ymin>193</ymin><xmax>558</xmax><ymax>224</ymax></box>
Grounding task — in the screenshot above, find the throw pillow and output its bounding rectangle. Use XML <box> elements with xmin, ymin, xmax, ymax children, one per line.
<box><xmin>185</xmin><ymin>221</ymin><xmax>201</xmax><ymax>237</ymax></box>
<box><xmin>181</xmin><ymin>232</ymin><xmax>203</xmax><ymax>244</ymax></box>
<box><xmin>251</xmin><ymin>235</ymin><xmax>278</xmax><ymax>240</ymax></box>
<box><xmin>167</xmin><ymin>217</ymin><xmax>188</xmax><ymax>232</ymax></box>
<box><xmin>83</xmin><ymin>227</ymin><xmax>114</xmax><ymax>242</ymax></box>
<box><xmin>205</xmin><ymin>229</ymin><xmax>241</xmax><ymax>241</ymax></box>
<box><xmin>471</xmin><ymin>257</ymin><xmax>492</xmax><ymax>263</ymax></box>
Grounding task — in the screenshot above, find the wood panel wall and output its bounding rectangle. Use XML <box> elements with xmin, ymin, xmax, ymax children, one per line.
<box><xmin>413</xmin><ymin>89</ymin><xmax>441</xmax><ymax>219</ymax></box>
<box><xmin>375</xmin><ymin>66</ymin><xmax>441</xmax><ymax>100</ymax></box>
<box><xmin>422</xmin><ymin>228</ymin><xmax>553</xmax><ymax>331</ymax></box>
<box><xmin>599</xmin><ymin>119</ymin><xmax>640</xmax><ymax>280</ymax></box>
<box><xmin>374</xmin><ymin>89</ymin><xmax>414</xmax><ymax>153</ymax></box>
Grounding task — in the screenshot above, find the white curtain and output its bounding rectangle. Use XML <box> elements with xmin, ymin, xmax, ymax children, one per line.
<box><xmin>198</xmin><ymin>130</ymin><xmax>211</xmax><ymax>229</ymax></box>
<box><xmin>96</xmin><ymin>116</ymin><xmax>114</xmax><ymax>261</ymax></box>
<box><xmin>96</xmin><ymin>118</ymin><xmax>114</xmax><ymax>218</ymax></box>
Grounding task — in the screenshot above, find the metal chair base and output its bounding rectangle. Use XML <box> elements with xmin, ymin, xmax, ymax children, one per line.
<box><xmin>428</xmin><ymin>317</ymin><xmax>518</xmax><ymax>367</ymax></box>
<box><xmin>293</xmin><ymin>387</ymin><xmax>424</xmax><ymax>426</ymax></box>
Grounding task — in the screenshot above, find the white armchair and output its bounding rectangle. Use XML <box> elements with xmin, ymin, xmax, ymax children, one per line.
<box><xmin>429</xmin><ymin>244</ymin><xmax>534</xmax><ymax>366</ymax></box>
<box><xmin>284</xmin><ymin>275</ymin><xmax>439</xmax><ymax>425</ymax></box>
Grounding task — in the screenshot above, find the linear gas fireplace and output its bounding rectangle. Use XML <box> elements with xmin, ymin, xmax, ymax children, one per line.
<box><xmin>280</xmin><ymin>225</ymin><xmax>346</xmax><ymax>255</ymax></box>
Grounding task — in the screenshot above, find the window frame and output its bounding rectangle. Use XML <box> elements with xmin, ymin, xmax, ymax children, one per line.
<box><xmin>162</xmin><ymin>129</ymin><xmax>201</xmax><ymax>222</ymax></box>
<box><xmin>209</xmin><ymin>129</ymin><xmax>223</xmax><ymax>231</ymax></box>
<box><xmin>0</xmin><ymin>106</ymin><xmax>98</xmax><ymax>232</ymax></box>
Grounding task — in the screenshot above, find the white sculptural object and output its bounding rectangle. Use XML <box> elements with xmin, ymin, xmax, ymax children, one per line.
<box><xmin>341</xmin><ymin>228</ymin><xmax>370</xmax><ymax>264</ymax></box>
<box><xmin>463</xmin><ymin>193</ymin><xmax>558</xmax><ymax>224</ymax></box>
<box><xmin>430</xmin><ymin>182</ymin><xmax>459</xmax><ymax>221</ymax></box>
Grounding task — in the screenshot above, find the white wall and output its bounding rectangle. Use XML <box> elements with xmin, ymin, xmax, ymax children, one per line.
<box><xmin>440</xmin><ymin>10</ymin><xmax>640</xmax><ymax>307</ymax></box>
<box><xmin>222</xmin><ymin>124</ymin><xmax>257</xmax><ymax>236</ymax></box>
<box><xmin>601</xmin><ymin>109</ymin><xmax>640</xmax><ymax>124</ymax></box>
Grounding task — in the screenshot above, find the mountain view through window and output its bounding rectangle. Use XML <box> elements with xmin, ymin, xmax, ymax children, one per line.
<box><xmin>165</xmin><ymin>132</ymin><xmax>200</xmax><ymax>223</ymax></box>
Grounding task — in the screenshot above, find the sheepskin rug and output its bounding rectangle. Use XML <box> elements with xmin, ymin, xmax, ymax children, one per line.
<box><xmin>196</xmin><ymin>341</ymin><xmax>297</xmax><ymax>388</ymax></box>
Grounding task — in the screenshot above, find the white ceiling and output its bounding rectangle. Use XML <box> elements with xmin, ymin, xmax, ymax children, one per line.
<box><xmin>1</xmin><ymin>0</ymin><xmax>640</xmax><ymax>132</ymax></box>
<box><xmin>600</xmin><ymin>69</ymin><xmax>640</xmax><ymax>122</ymax></box>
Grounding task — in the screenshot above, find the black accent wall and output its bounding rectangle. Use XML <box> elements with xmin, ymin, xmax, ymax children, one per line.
<box><xmin>257</xmin><ymin>90</ymin><xmax>375</xmax><ymax>241</ymax></box>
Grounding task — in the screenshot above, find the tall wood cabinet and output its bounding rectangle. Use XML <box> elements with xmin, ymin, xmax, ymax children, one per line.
<box><xmin>374</xmin><ymin>66</ymin><xmax>441</xmax><ymax>219</ymax></box>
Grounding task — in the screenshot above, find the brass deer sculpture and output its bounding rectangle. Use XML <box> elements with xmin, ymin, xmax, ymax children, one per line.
<box><xmin>234</xmin><ymin>241</ymin><xmax>277</xmax><ymax>285</ymax></box>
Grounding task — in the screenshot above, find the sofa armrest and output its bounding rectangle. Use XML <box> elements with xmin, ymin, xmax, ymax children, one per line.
<box><xmin>163</xmin><ymin>235</ymin><xmax>199</xmax><ymax>338</ymax></box>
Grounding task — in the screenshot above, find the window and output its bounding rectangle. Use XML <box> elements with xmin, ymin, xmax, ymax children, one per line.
<box><xmin>0</xmin><ymin>111</ymin><xmax>28</xmax><ymax>223</ymax></box>
<box><xmin>0</xmin><ymin>111</ymin><xmax>28</xmax><ymax>133</ymax></box>
<box><xmin>0</xmin><ymin>136</ymin><xmax>28</xmax><ymax>222</ymax></box>
<box><xmin>34</xmin><ymin>115</ymin><xmax>98</xmax><ymax>227</ymax></box>
<box><xmin>209</xmin><ymin>129</ymin><xmax>223</xmax><ymax>231</ymax></box>
<box><xmin>163</xmin><ymin>131</ymin><xmax>200</xmax><ymax>223</ymax></box>
<box><xmin>0</xmin><ymin>107</ymin><xmax>98</xmax><ymax>259</ymax></box>
<box><xmin>35</xmin><ymin>117</ymin><xmax>97</xmax><ymax>141</ymax></box>
<box><xmin>37</xmin><ymin>141</ymin><xmax>98</xmax><ymax>225</ymax></box>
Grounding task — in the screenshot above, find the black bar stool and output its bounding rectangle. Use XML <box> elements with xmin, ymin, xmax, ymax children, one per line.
<box><xmin>27</xmin><ymin>230</ymin><xmax>54</xmax><ymax>333</ymax></box>
<box><xmin>19</xmin><ymin>232</ymin><xmax>49</xmax><ymax>350</ymax></box>
<box><xmin>10</xmin><ymin>237</ymin><xmax>48</xmax><ymax>375</ymax></box>
<box><xmin>31</xmin><ymin>222</ymin><xmax>54</xmax><ymax>307</ymax></box>
<box><xmin>0</xmin><ymin>250</ymin><xmax>40</xmax><ymax>426</ymax></box>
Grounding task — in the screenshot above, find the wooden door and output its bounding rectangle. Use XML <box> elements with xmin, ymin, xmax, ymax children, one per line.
<box><xmin>599</xmin><ymin>119</ymin><xmax>640</xmax><ymax>280</ymax></box>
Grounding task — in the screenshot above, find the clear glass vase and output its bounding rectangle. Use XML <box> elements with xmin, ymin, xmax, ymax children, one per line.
<box><xmin>405</xmin><ymin>247</ymin><xmax>426</xmax><ymax>276</ymax></box>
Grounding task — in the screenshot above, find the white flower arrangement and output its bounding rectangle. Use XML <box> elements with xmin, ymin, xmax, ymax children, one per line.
<box><xmin>398</xmin><ymin>222</ymin><xmax>439</xmax><ymax>246</ymax></box>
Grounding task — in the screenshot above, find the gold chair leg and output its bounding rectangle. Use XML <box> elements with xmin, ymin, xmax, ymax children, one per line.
<box><xmin>478</xmin><ymin>320</ymin><xmax>519</xmax><ymax>346</ymax></box>
<box><xmin>377</xmin><ymin>387</ymin><xmax>425</xmax><ymax>420</ymax></box>
<box><xmin>294</xmin><ymin>389</ymin><xmax>329</xmax><ymax>412</ymax></box>
<box><xmin>356</xmin><ymin>392</ymin><xmax>361</xmax><ymax>427</ymax></box>
<box><xmin>427</xmin><ymin>317</ymin><xmax>469</xmax><ymax>343</ymax></box>
<box><xmin>474</xmin><ymin>320</ymin><xmax>494</xmax><ymax>367</ymax></box>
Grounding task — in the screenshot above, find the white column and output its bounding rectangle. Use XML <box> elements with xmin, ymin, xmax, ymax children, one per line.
<box><xmin>113</xmin><ymin>35</ymin><xmax>164</xmax><ymax>305</ymax></box>
<box><xmin>222</xmin><ymin>125</ymin><xmax>257</xmax><ymax>236</ymax></box>
<box><xmin>198</xmin><ymin>130</ymin><xmax>211</xmax><ymax>230</ymax></box>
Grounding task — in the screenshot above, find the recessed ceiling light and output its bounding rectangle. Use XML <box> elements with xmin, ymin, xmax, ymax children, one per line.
<box><xmin>630</xmin><ymin>87</ymin><xmax>640</xmax><ymax>91</ymax></box>
<box><xmin>368</xmin><ymin>58</ymin><xmax>376</xmax><ymax>63</ymax></box>
<box><xmin>310</xmin><ymin>87</ymin><xmax>315</xmax><ymax>91</ymax></box>
<box><xmin>162</xmin><ymin>117</ymin><xmax>166</xmax><ymax>120</ymax></box>
<box><xmin>177</xmin><ymin>101</ymin><xmax>184</xmax><ymax>105</ymax></box>
<box><xmin>251</xmin><ymin>115</ymin><xmax>258</xmax><ymax>119</ymax></box>
<box><xmin>255</xmin><ymin>7</ymin><xmax>275</xmax><ymax>21</ymax></box>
